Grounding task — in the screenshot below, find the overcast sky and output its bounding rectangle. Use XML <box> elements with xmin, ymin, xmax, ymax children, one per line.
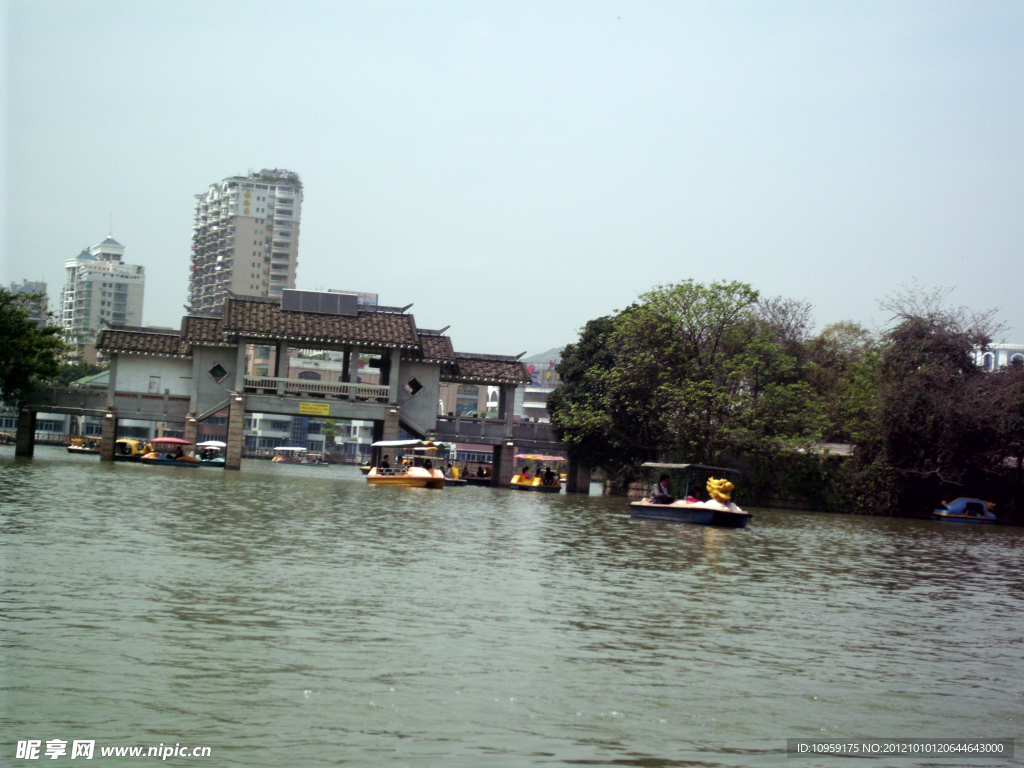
<box><xmin>3</xmin><ymin>1</ymin><xmax>1021</xmax><ymax>354</ymax></box>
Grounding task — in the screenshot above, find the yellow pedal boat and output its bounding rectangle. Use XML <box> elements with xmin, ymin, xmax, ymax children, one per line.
<box><xmin>510</xmin><ymin>474</ymin><xmax>561</xmax><ymax>493</ymax></box>
<box><xmin>367</xmin><ymin>439</ymin><xmax>446</xmax><ymax>489</ymax></box>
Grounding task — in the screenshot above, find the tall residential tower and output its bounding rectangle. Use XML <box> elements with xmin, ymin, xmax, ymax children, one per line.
<box><xmin>187</xmin><ymin>169</ymin><xmax>303</xmax><ymax>316</ymax></box>
<box><xmin>60</xmin><ymin>236</ymin><xmax>145</xmax><ymax>351</ymax></box>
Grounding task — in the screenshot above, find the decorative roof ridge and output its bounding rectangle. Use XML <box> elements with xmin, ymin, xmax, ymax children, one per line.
<box><xmin>226</xmin><ymin>293</ymin><xmax>279</xmax><ymax>305</ymax></box>
<box><xmin>455</xmin><ymin>351</ymin><xmax>525</xmax><ymax>362</ymax></box>
<box><xmin>360</xmin><ymin>304</ymin><xmax>411</xmax><ymax>315</ymax></box>
<box><xmin>100</xmin><ymin>325</ymin><xmax>181</xmax><ymax>336</ymax></box>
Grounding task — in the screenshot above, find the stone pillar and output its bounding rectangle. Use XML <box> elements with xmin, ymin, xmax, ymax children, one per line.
<box><xmin>15</xmin><ymin>408</ymin><xmax>36</xmax><ymax>458</ymax></box>
<box><xmin>383</xmin><ymin>407</ymin><xmax>400</xmax><ymax>441</ymax></box>
<box><xmin>371</xmin><ymin>419</ymin><xmax>384</xmax><ymax>467</ymax></box>
<box><xmin>106</xmin><ymin>355</ymin><xmax>119</xmax><ymax>408</ymax></box>
<box><xmin>502</xmin><ymin>385</ymin><xmax>516</xmax><ymax>438</ymax></box>
<box><xmin>566</xmin><ymin>459</ymin><xmax>591</xmax><ymax>495</ymax></box>
<box><xmin>184</xmin><ymin>413</ymin><xmax>198</xmax><ymax>450</ymax></box>
<box><xmin>341</xmin><ymin>349</ymin><xmax>351</xmax><ymax>383</ymax></box>
<box><xmin>387</xmin><ymin>349</ymin><xmax>400</xmax><ymax>403</ymax></box>
<box><xmin>348</xmin><ymin>347</ymin><xmax>360</xmax><ymax>386</ymax></box>
<box><xmin>274</xmin><ymin>340</ymin><xmax>288</xmax><ymax>378</ymax></box>
<box><xmin>99</xmin><ymin>408</ymin><xmax>117</xmax><ymax>462</ymax></box>
<box><xmin>225</xmin><ymin>393</ymin><xmax>245</xmax><ymax>470</ymax></box>
<box><xmin>235</xmin><ymin>342</ymin><xmax>248</xmax><ymax>391</ymax></box>
<box><xmin>492</xmin><ymin>443</ymin><xmax>515</xmax><ymax>487</ymax></box>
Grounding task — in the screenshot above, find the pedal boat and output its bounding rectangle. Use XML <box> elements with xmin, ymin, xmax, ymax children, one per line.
<box><xmin>510</xmin><ymin>474</ymin><xmax>561</xmax><ymax>493</ymax></box>
<box><xmin>113</xmin><ymin>438</ymin><xmax>149</xmax><ymax>461</ymax></box>
<box><xmin>367</xmin><ymin>440</ymin><xmax>446</xmax><ymax>489</ymax></box>
<box><xmin>629</xmin><ymin>463</ymin><xmax>752</xmax><ymax>528</ymax></box>
<box><xmin>511</xmin><ymin>454</ymin><xmax>566</xmax><ymax>492</ymax></box>
<box><xmin>67</xmin><ymin>436</ymin><xmax>101</xmax><ymax>455</ymax></box>
<box><xmin>932</xmin><ymin>498</ymin><xmax>997</xmax><ymax>524</ymax></box>
<box><xmin>140</xmin><ymin>437</ymin><xmax>200</xmax><ymax>466</ymax></box>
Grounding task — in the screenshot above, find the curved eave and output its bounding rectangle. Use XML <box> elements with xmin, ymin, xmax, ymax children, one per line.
<box><xmin>101</xmin><ymin>349</ymin><xmax>190</xmax><ymax>359</ymax></box>
<box><xmin>224</xmin><ymin>333</ymin><xmax>418</xmax><ymax>348</ymax></box>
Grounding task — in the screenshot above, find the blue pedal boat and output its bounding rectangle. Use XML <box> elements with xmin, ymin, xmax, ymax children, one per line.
<box><xmin>932</xmin><ymin>498</ymin><xmax>997</xmax><ymax>524</ymax></box>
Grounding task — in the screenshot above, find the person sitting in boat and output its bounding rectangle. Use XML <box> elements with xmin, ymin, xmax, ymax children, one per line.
<box><xmin>173</xmin><ymin>446</ymin><xmax>184</xmax><ymax>460</ymax></box>
<box><xmin>423</xmin><ymin>458</ymin><xmax>433</xmax><ymax>470</ymax></box>
<box><xmin>650</xmin><ymin>474</ymin><xmax>675</xmax><ymax>504</ymax></box>
<box><xmin>380</xmin><ymin>454</ymin><xmax>390</xmax><ymax>470</ymax></box>
<box><xmin>520</xmin><ymin>466</ymin><xmax>531</xmax><ymax>481</ymax></box>
<box><xmin>476</xmin><ymin>465</ymin><xmax>485</xmax><ymax>477</ymax></box>
<box><xmin>543</xmin><ymin>467</ymin><xmax>556</xmax><ymax>485</ymax></box>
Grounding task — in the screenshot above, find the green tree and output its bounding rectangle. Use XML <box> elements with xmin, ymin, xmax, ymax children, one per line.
<box><xmin>0</xmin><ymin>288</ymin><xmax>64</xmax><ymax>405</ymax></box>
<box><xmin>53</xmin><ymin>361</ymin><xmax>108</xmax><ymax>386</ymax></box>
<box><xmin>549</xmin><ymin>280</ymin><xmax>826</xmax><ymax>492</ymax></box>
<box><xmin>851</xmin><ymin>285</ymin><xmax>1014</xmax><ymax>515</ymax></box>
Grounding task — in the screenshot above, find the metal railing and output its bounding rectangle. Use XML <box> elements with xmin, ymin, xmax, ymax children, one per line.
<box><xmin>243</xmin><ymin>376</ymin><xmax>390</xmax><ymax>401</ymax></box>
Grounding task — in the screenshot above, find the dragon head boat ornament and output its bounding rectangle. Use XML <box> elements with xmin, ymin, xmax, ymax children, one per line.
<box><xmin>707</xmin><ymin>477</ymin><xmax>734</xmax><ymax>504</ymax></box>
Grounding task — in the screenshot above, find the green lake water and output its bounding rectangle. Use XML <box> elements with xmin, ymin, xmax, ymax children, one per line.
<box><xmin>2</xmin><ymin>445</ymin><xmax>1022</xmax><ymax>766</ymax></box>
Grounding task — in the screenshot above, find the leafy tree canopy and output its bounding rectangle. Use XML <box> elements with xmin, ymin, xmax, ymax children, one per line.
<box><xmin>548</xmin><ymin>280</ymin><xmax>830</xmax><ymax>488</ymax></box>
<box><xmin>0</xmin><ymin>288</ymin><xmax>64</xmax><ymax>405</ymax></box>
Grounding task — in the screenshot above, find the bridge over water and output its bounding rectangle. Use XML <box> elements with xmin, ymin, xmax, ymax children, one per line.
<box><xmin>15</xmin><ymin>291</ymin><xmax>591</xmax><ymax>492</ymax></box>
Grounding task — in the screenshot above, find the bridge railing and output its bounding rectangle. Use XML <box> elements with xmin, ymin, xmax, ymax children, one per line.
<box><xmin>243</xmin><ymin>376</ymin><xmax>390</xmax><ymax>402</ymax></box>
<box><xmin>433</xmin><ymin>415</ymin><xmax>560</xmax><ymax>447</ymax></box>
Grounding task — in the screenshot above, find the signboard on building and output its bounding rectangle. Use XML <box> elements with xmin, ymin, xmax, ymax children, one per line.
<box><xmin>298</xmin><ymin>402</ymin><xmax>330</xmax><ymax>416</ymax></box>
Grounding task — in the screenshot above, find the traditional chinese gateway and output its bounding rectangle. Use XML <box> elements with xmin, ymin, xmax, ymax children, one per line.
<box><xmin>17</xmin><ymin>290</ymin><xmax>593</xmax><ymax>491</ymax></box>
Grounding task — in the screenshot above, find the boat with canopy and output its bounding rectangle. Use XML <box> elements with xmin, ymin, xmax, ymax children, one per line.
<box><xmin>140</xmin><ymin>437</ymin><xmax>200</xmax><ymax>466</ymax></box>
<box><xmin>510</xmin><ymin>454</ymin><xmax>565</xmax><ymax>493</ymax></box>
<box><xmin>367</xmin><ymin>440</ymin><xmax>446</xmax><ymax>489</ymax></box>
<box><xmin>629</xmin><ymin>463</ymin><xmax>752</xmax><ymax>528</ymax></box>
<box><xmin>196</xmin><ymin>440</ymin><xmax>226</xmax><ymax>466</ymax></box>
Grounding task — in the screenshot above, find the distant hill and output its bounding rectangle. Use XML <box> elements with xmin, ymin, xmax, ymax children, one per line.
<box><xmin>522</xmin><ymin>347</ymin><xmax>564</xmax><ymax>364</ymax></box>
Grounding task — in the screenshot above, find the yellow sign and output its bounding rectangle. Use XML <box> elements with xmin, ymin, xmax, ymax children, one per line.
<box><xmin>298</xmin><ymin>402</ymin><xmax>330</xmax><ymax>416</ymax></box>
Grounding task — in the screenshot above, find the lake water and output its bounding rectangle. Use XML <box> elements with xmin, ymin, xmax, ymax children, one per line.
<box><xmin>2</xmin><ymin>445</ymin><xmax>1022</xmax><ymax>766</ymax></box>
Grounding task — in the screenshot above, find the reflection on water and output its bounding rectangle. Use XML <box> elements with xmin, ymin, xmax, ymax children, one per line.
<box><xmin>2</xmin><ymin>446</ymin><xmax>1023</xmax><ymax>766</ymax></box>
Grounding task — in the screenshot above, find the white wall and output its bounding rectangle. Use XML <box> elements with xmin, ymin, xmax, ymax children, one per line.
<box><xmin>115</xmin><ymin>355</ymin><xmax>193</xmax><ymax>396</ymax></box>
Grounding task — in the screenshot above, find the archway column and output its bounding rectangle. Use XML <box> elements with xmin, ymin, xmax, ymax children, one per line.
<box><xmin>225</xmin><ymin>393</ymin><xmax>246</xmax><ymax>470</ymax></box>
<box><xmin>15</xmin><ymin>408</ymin><xmax>36</xmax><ymax>458</ymax></box>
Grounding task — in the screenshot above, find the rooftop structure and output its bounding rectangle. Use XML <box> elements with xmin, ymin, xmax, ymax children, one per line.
<box><xmin>188</xmin><ymin>169</ymin><xmax>303</xmax><ymax>316</ymax></box>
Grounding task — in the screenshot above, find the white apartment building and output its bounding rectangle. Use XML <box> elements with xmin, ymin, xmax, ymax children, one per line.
<box><xmin>9</xmin><ymin>280</ymin><xmax>49</xmax><ymax>327</ymax></box>
<box><xmin>60</xmin><ymin>237</ymin><xmax>145</xmax><ymax>349</ymax></box>
<box><xmin>188</xmin><ymin>169</ymin><xmax>303</xmax><ymax>316</ymax></box>
<box><xmin>976</xmin><ymin>344</ymin><xmax>1024</xmax><ymax>371</ymax></box>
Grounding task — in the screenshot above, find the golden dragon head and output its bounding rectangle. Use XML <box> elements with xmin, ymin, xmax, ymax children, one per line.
<box><xmin>707</xmin><ymin>477</ymin><xmax>734</xmax><ymax>504</ymax></box>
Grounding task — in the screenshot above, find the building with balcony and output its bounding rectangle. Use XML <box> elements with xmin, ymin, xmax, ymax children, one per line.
<box><xmin>187</xmin><ymin>169</ymin><xmax>303</xmax><ymax>316</ymax></box>
<box><xmin>60</xmin><ymin>237</ymin><xmax>145</xmax><ymax>355</ymax></box>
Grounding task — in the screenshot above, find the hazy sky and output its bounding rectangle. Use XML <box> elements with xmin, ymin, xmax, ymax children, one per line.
<box><xmin>3</xmin><ymin>1</ymin><xmax>1021</xmax><ymax>354</ymax></box>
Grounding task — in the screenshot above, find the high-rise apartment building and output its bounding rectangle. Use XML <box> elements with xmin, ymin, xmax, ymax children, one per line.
<box><xmin>9</xmin><ymin>280</ymin><xmax>49</xmax><ymax>327</ymax></box>
<box><xmin>60</xmin><ymin>236</ymin><xmax>145</xmax><ymax>350</ymax></box>
<box><xmin>188</xmin><ymin>169</ymin><xmax>303</xmax><ymax>316</ymax></box>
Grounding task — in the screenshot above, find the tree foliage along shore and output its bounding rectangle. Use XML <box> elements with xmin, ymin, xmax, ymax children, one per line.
<box><xmin>0</xmin><ymin>288</ymin><xmax>64</xmax><ymax>406</ymax></box>
<box><xmin>547</xmin><ymin>280</ymin><xmax>1024</xmax><ymax>521</ymax></box>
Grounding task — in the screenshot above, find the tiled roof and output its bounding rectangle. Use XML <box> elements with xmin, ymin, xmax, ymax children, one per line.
<box><xmin>442</xmin><ymin>354</ymin><xmax>531</xmax><ymax>384</ymax></box>
<box><xmin>221</xmin><ymin>296</ymin><xmax>420</xmax><ymax>348</ymax></box>
<box><xmin>96</xmin><ymin>328</ymin><xmax>188</xmax><ymax>357</ymax></box>
<box><xmin>181</xmin><ymin>315</ymin><xmax>229</xmax><ymax>345</ymax></box>
<box><xmin>412</xmin><ymin>331</ymin><xmax>456</xmax><ymax>362</ymax></box>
